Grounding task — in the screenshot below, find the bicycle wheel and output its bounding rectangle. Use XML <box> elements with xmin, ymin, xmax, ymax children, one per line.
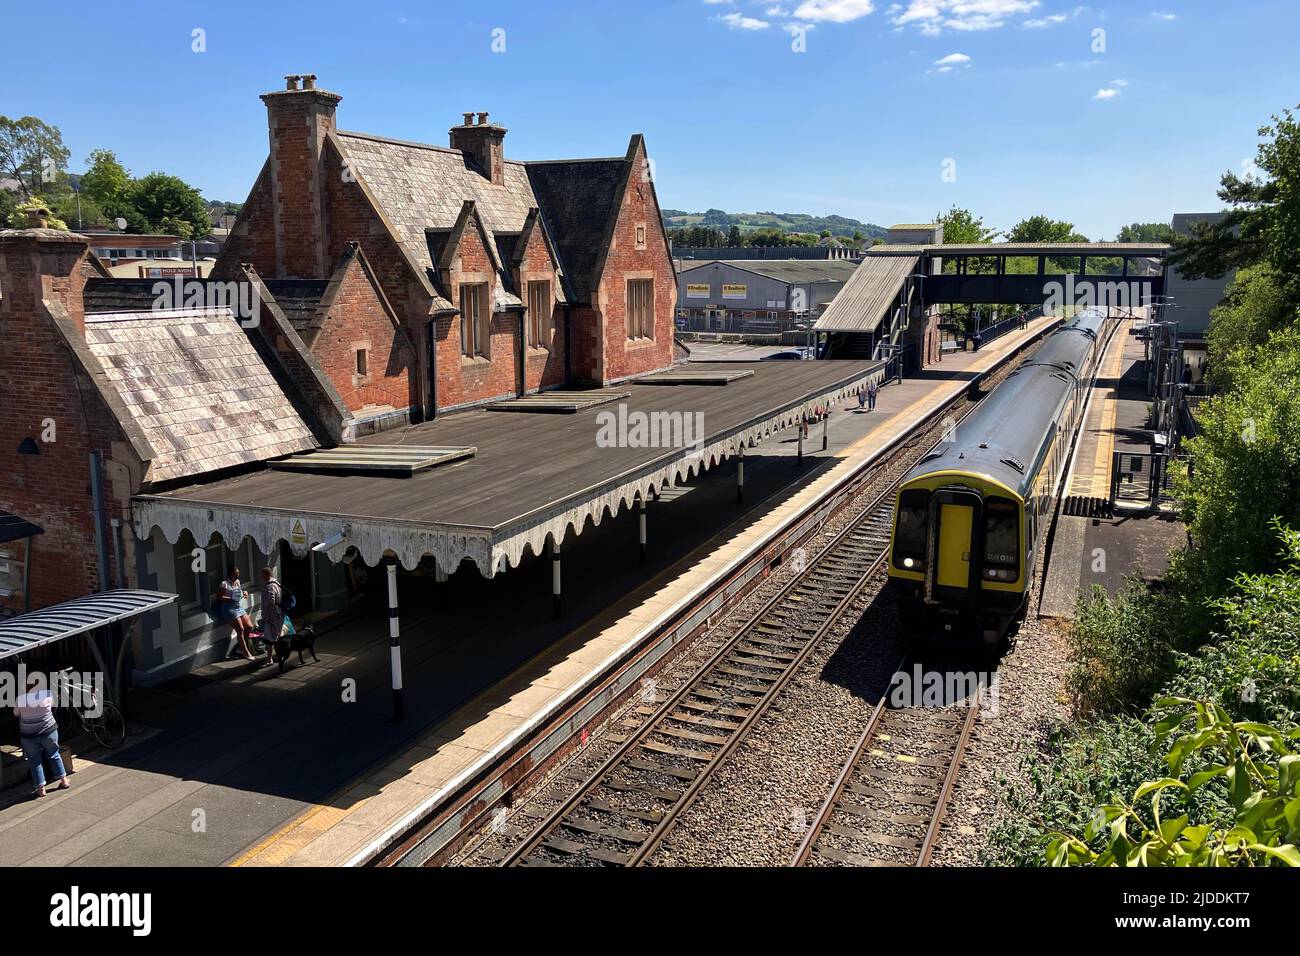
<box><xmin>91</xmin><ymin>700</ymin><xmax>127</xmax><ymax>750</ymax></box>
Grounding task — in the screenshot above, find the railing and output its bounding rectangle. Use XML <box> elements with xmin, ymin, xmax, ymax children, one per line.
<box><xmin>1111</xmin><ymin>450</ymin><xmax>1182</xmax><ymax>512</ymax></box>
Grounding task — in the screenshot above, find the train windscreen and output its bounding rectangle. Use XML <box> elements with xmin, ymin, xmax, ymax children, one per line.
<box><xmin>983</xmin><ymin>497</ymin><xmax>1019</xmax><ymax>582</ymax></box>
<box><xmin>892</xmin><ymin>489</ymin><xmax>930</xmax><ymax>571</ymax></box>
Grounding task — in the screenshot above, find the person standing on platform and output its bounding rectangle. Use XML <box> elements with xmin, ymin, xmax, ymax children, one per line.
<box><xmin>868</xmin><ymin>380</ymin><xmax>879</xmax><ymax>411</ymax></box>
<box><xmin>259</xmin><ymin>567</ymin><xmax>285</xmax><ymax>667</ymax></box>
<box><xmin>14</xmin><ymin>673</ymin><xmax>70</xmax><ymax>799</ymax></box>
<box><xmin>858</xmin><ymin>386</ymin><xmax>866</xmax><ymax>410</ymax></box>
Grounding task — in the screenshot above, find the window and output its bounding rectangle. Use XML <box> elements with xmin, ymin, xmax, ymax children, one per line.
<box><xmin>892</xmin><ymin>489</ymin><xmax>930</xmax><ymax>572</ymax></box>
<box><xmin>627</xmin><ymin>279</ymin><xmax>654</xmax><ymax>340</ymax></box>
<box><xmin>459</xmin><ymin>283</ymin><xmax>489</xmax><ymax>358</ymax></box>
<box><xmin>355</xmin><ymin>348</ymin><xmax>368</xmax><ymax>377</ymax></box>
<box><xmin>983</xmin><ymin>497</ymin><xmax>1020</xmax><ymax>576</ymax></box>
<box><xmin>635</xmin><ymin>223</ymin><xmax>647</xmax><ymax>249</ymax></box>
<box><xmin>527</xmin><ymin>280</ymin><xmax>552</xmax><ymax>348</ymax></box>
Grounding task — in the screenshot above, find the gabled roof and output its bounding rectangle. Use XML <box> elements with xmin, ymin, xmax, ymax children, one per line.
<box><xmin>525</xmin><ymin>155</ymin><xmax>626</xmax><ymax>303</ymax></box>
<box><xmin>261</xmin><ymin>279</ymin><xmax>330</xmax><ymax>333</ymax></box>
<box><xmin>83</xmin><ymin>308</ymin><xmax>317</xmax><ymax>483</ymax></box>
<box><xmin>679</xmin><ymin>259</ymin><xmax>860</xmax><ymax>285</ymax></box>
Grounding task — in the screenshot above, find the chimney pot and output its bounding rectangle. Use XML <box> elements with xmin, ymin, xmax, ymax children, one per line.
<box><xmin>302</xmin><ymin>74</ymin><xmax>317</xmax><ymax>90</ymax></box>
<box><xmin>477</xmin><ymin>111</ymin><xmax>490</xmax><ymax>126</ymax></box>
<box><xmin>25</xmin><ymin>206</ymin><xmax>50</xmax><ymax>229</ymax></box>
<box><xmin>463</xmin><ymin>112</ymin><xmax>474</xmax><ymax>126</ymax></box>
<box><xmin>284</xmin><ymin>74</ymin><xmax>300</xmax><ymax>91</ymax></box>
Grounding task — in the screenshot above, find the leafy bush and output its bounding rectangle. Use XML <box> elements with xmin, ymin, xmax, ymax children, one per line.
<box><xmin>1069</xmin><ymin>577</ymin><xmax>1177</xmax><ymax>718</ymax></box>
<box><xmin>1046</xmin><ymin>699</ymin><xmax>1299</xmax><ymax>867</ymax></box>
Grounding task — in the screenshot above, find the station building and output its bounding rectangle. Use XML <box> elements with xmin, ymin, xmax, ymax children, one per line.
<box><xmin>675</xmin><ymin>258</ymin><xmax>859</xmax><ymax>332</ymax></box>
<box><xmin>0</xmin><ymin>75</ymin><xmax>873</xmax><ymax>688</ymax></box>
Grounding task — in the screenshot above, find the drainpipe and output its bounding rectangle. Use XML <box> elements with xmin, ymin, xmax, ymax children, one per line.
<box><xmin>563</xmin><ymin>304</ymin><xmax>573</xmax><ymax>385</ymax></box>
<box><xmin>519</xmin><ymin>311</ymin><xmax>528</xmax><ymax>396</ymax></box>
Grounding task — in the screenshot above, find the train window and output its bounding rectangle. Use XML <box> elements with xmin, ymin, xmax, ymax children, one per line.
<box><xmin>983</xmin><ymin>497</ymin><xmax>1019</xmax><ymax>574</ymax></box>
<box><xmin>892</xmin><ymin>489</ymin><xmax>930</xmax><ymax>571</ymax></box>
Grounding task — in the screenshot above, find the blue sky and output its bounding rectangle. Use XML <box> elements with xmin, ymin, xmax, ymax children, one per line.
<box><xmin>4</xmin><ymin>0</ymin><xmax>1297</xmax><ymax>238</ymax></box>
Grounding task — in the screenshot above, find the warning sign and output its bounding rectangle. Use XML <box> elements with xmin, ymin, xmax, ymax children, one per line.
<box><xmin>290</xmin><ymin>519</ymin><xmax>307</xmax><ymax>548</ymax></box>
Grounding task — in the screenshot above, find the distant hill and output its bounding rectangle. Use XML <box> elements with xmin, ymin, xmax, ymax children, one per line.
<box><xmin>660</xmin><ymin>208</ymin><xmax>888</xmax><ymax>239</ymax></box>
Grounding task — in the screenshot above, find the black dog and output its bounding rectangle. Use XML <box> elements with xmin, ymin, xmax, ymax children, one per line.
<box><xmin>259</xmin><ymin>624</ymin><xmax>319</xmax><ymax>674</ymax></box>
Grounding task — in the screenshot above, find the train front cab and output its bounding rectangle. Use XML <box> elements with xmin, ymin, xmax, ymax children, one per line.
<box><xmin>889</xmin><ymin>475</ymin><xmax>1028</xmax><ymax>646</ymax></box>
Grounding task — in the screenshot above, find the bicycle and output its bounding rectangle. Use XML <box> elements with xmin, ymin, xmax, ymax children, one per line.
<box><xmin>55</xmin><ymin>671</ymin><xmax>127</xmax><ymax>750</ymax></box>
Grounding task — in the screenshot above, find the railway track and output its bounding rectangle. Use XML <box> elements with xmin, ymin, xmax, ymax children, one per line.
<box><xmin>496</xmin><ymin>486</ymin><xmax>899</xmax><ymax>867</ymax></box>
<box><xmin>790</xmin><ymin>683</ymin><xmax>978</xmax><ymax>867</ymax></box>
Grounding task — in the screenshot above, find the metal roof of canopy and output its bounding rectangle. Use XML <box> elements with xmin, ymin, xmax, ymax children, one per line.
<box><xmin>0</xmin><ymin>510</ymin><xmax>43</xmax><ymax>546</ymax></box>
<box><xmin>0</xmin><ymin>590</ymin><xmax>177</xmax><ymax>662</ymax></box>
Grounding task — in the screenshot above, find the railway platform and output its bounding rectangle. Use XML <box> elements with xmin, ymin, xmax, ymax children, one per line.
<box><xmin>1040</xmin><ymin>320</ymin><xmax>1188</xmax><ymax>619</ymax></box>
<box><xmin>0</xmin><ymin>316</ymin><xmax>1058</xmax><ymax>867</ymax></box>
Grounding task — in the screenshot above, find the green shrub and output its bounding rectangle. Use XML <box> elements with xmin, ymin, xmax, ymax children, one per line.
<box><xmin>1069</xmin><ymin>577</ymin><xmax>1176</xmax><ymax>718</ymax></box>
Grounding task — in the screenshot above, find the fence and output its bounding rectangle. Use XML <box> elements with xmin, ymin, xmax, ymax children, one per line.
<box><xmin>1110</xmin><ymin>450</ymin><xmax>1181</xmax><ymax>511</ymax></box>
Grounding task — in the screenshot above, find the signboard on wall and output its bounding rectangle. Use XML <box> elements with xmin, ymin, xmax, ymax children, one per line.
<box><xmin>686</xmin><ymin>283</ymin><xmax>710</xmax><ymax>298</ymax></box>
<box><xmin>722</xmin><ymin>284</ymin><xmax>747</xmax><ymax>299</ymax></box>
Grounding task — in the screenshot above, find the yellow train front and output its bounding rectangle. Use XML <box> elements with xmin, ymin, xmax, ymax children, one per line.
<box><xmin>886</xmin><ymin>310</ymin><xmax>1114</xmax><ymax>645</ymax></box>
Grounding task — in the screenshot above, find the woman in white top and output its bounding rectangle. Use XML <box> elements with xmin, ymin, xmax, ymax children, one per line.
<box><xmin>14</xmin><ymin>673</ymin><xmax>70</xmax><ymax>798</ymax></box>
<box><xmin>215</xmin><ymin>564</ymin><xmax>258</xmax><ymax>661</ymax></box>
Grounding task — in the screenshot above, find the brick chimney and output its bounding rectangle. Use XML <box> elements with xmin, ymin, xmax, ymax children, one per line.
<box><xmin>449</xmin><ymin>111</ymin><xmax>507</xmax><ymax>186</ymax></box>
<box><xmin>0</xmin><ymin>214</ymin><xmax>90</xmax><ymax>334</ymax></box>
<box><xmin>260</xmin><ymin>74</ymin><xmax>341</xmax><ymax>278</ymax></box>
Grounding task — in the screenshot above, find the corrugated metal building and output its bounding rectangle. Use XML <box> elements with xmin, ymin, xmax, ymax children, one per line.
<box><xmin>676</xmin><ymin>259</ymin><xmax>860</xmax><ymax>332</ymax></box>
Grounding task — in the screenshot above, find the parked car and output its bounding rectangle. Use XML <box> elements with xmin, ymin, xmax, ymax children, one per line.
<box><xmin>763</xmin><ymin>348</ymin><xmax>810</xmax><ymax>361</ymax></box>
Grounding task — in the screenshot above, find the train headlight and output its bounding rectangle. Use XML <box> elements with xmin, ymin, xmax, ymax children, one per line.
<box><xmin>903</xmin><ymin>558</ymin><xmax>914</xmax><ymax>568</ymax></box>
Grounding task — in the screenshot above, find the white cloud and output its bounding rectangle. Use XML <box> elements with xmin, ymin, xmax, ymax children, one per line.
<box><xmin>1152</xmin><ymin>11</ymin><xmax>1177</xmax><ymax>20</ymax></box>
<box><xmin>1093</xmin><ymin>87</ymin><xmax>1120</xmax><ymax>99</ymax></box>
<box><xmin>719</xmin><ymin>11</ymin><xmax>772</xmax><ymax>29</ymax></box>
<box><xmin>1023</xmin><ymin>13</ymin><xmax>1066</xmax><ymax>27</ymax></box>
<box><xmin>934</xmin><ymin>52</ymin><xmax>971</xmax><ymax>64</ymax></box>
<box><xmin>792</xmin><ymin>0</ymin><xmax>876</xmax><ymax>23</ymax></box>
<box><xmin>892</xmin><ymin>0</ymin><xmax>1038</xmax><ymax>35</ymax></box>
<box><xmin>766</xmin><ymin>4</ymin><xmax>791</xmax><ymax>14</ymax></box>
<box><xmin>1110</xmin><ymin>77</ymin><xmax>1129</xmax><ymax>87</ymax></box>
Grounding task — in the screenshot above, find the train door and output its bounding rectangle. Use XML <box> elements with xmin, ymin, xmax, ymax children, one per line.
<box><xmin>925</xmin><ymin>488</ymin><xmax>983</xmax><ymax>607</ymax></box>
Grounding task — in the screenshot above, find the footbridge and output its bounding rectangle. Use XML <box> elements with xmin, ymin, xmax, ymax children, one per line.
<box><xmin>817</xmin><ymin>240</ymin><xmax>1170</xmax><ymax>368</ymax></box>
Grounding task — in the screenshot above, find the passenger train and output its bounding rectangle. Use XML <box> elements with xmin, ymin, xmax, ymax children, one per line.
<box><xmin>886</xmin><ymin>308</ymin><xmax>1118</xmax><ymax>645</ymax></box>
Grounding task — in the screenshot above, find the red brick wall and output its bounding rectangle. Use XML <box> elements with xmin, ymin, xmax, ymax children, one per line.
<box><xmin>0</xmin><ymin>240</ymin><xmax>139</xmax><ymax>612</ymax></box>
<box><xmin>435</xmin><ymin>227</ymin><xmax>520</xmax><ymax>409</ymax></box>
<box><xmin>261</xmin><ymin>90</ymin><xmax>338</xmax><ymax>279</ymax></box>
<box><xmin>310</xmin><ymin>253</ymin><xmax>417</xmax><ymax>413</ymax></box>
<box><xmin>215</xmin><ymin>165</ymin><xmax>278</xmax><ymax>278</ymax></box>
<box><xmin>592</xmin><ymin>140</ymin><xmax>676</xmax><ymax>383</ymax></box>
<box><xmin>517</xmin><ymin>225</ymin><xmax>566</xmax><ymax>392</ymax></box>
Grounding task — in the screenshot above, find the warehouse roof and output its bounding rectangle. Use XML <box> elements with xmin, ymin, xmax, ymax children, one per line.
<box><xmin>679</xmin><ymin>259</ymin><xmax>860</xmax><ymax>284</ymax></box>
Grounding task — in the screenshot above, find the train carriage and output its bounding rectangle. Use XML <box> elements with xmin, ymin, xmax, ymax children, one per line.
<box><xmin>887</xmin><ymin>309</ymin><xmax>1116</xmax><ymax>645</ymax></box>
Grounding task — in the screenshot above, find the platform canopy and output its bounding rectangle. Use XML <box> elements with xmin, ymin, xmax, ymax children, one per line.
<box><xmin>0</xmin><ymin>590</ymin><xmax>177</xmax><ymax>662</ymax></box>
<box><xmin>134</xmin><ymin>360</ymin><xmax>880</xmax><ymax>577</ymax></box>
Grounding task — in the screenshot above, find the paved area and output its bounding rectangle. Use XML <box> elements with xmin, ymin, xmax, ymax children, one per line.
<box><xmin>1042</xmin><ymin>322</ymin><xmax>1188</xmax><ymax>618</ymax></box>
<box><xmin>684</xmin><ymin>341</ymin><xmax>801</xmax><ymax>362</ymax></box>
<box><xmin>0</xmin><ymin>317</ymin><xmax>1056</xmax><ymax>866</ymax></box>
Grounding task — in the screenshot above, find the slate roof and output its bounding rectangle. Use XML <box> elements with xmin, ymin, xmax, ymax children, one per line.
<box><xmin>83</xmin><ymin>309</ymin><xmax>317</xmax><ymax>483</ymax></box>
<box><xmin>335</xmin><ymin>131</ymin><xmax>543</xmax><ymax>311</ymax></box>
<box><xmin>335</xmin><ymin>129</ymin><xmax>629</xmax><ymax>310</ymax></box>
<box><xmin>525</xmin><ymin>158</ymin><xmax>626</xmax><ymax>302</ymax></box>
<box><xmin>262</xmin><ymin>279</ymin><xmax>330</xmax><ymax>333</ymax></box>
<box><xmin>83</xmin><ymin>278</ymin><xmax>161</xmax><ymax>313</ymax></box>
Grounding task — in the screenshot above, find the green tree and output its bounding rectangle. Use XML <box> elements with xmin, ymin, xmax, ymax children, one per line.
<box><xmin>935</xmin><ymin>205</ymin><xmax>997</xmax><ymax>244</ymax></box>
<box><xmin>129</xmin><ymin>172</ymin><xmax>211</xmax><ymax>239</ymax></box>
<box><xmin>726</xmin><ymin>225</ymin><xmax>742</xmax><ymax>248</ymax></box>
<box><xmin>1169</xmin><ymin>105</ymin><xmax>1300</xmax><ymax>309</ymax></box>
<box><xmin>1006</xmin><ymin>214</ymin><xmax>1087</xmax><ymax>243</ymax></box>
<box><xmin>1117</xmin><ymin>221</ymin><xmax>1175</xmax><ymax>243</ymax></box>
<box><xmin>1205</xmin><ymin>266</ymin><xmax>1299</xmax><ymax>387</ymax></box>
<box><xmin>1172</xmin><ymin>326</ymin><xmax>1300</xmax><ymax>612</ymax></box>
<box><xmin>0</xmin><ymin>115</ymin><xmax>70</xmax><ymax>198</ymax></box>
<box><xmin>80</xmin><ymin>149</ymin><xmax>132</xmax><ymax>212</ymax></box>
